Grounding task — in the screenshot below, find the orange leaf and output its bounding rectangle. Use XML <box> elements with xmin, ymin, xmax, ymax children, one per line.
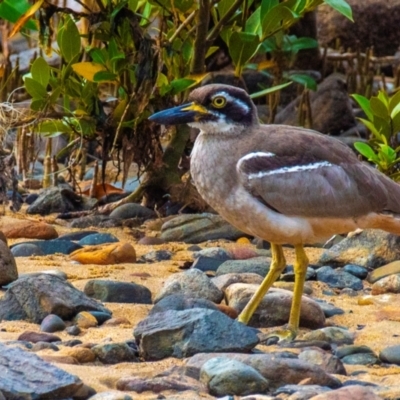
<box><xmin>257</xmin><ymin>60</ymin><xmax>277</xmax><ymax>70</ymax></box>
<box><xmin>8</xmin><ymin>0</ymin><xmax>44</xmax><ymax>39</ymax></box>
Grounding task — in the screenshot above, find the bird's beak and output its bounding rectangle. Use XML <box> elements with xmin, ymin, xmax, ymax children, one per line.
<box><xmin>148</xmin><ymin>102</ymin><xmax>209</xmax><ymax>125</ymax></box>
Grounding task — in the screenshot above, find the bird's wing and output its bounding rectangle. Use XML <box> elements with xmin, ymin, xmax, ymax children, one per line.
<box><xmin>237</xmin><ymin>128</ymin><xmax>397</xmax><ymax>218</ymax></box>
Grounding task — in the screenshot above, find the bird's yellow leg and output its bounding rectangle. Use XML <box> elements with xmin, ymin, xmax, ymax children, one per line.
<box><xmin>237</xmin><ymin>243</ymin><xmax>286</xmax><ymax>325</ymax></box>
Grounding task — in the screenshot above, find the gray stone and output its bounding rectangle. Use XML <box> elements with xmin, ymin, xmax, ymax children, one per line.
<box><xmin>0</xmin><ymin>274</ymin><xmax>111</xmax><ymax>323</ymax></box>
<box><xmin>211</xmin><ymin>272</ymin><xmax>263</xmax><ymax>291</ymax></box>
<box><xmin>78</xmin><ymin>233</ymin><xmax>119</xmax><ymax>245</ymax></box>
<box><xmin>318</xmin><ymin>229</ymin><xmax>400</xmax><ymax>269</ymax></box>
<box><xmin>280</xmin><ymin>265</ymin><xmax>316</xmax><ymax>282</ymax></box>
<box><xmin>307</xmin><ymin>384</ymin><xmax>382</xmax><ymax>400</ymax></box>
<box><xmin>92</xmin><ymin>343</ymin><xmax>138</xmax><ymax>364</ymax></box>
<box><xmin>88</xmin><ymin>391</ymin><xmax>133</xmax><ymax>400</ymax></box>
<box><xmin>154</xmin><ymin>268</ymin><xmax>223</xmax><ymax>304</ymax></box>
<box><xmin>379</xmin><ymin>345</ymin><xmax>400</xmax><ymax>365</ymax></box>
<box><xmin>0</xmin><ymin>240</ymin><xmax>18</xmax><ymax>286</ymax></box>
<box><xmin>11</xmin><ymin>239</ymin><xmax>82</xmax><ymax>255</ymax></box>
<box><xmin>200</xmin><ymin>357</ymin><xmax>269</xmax><ymax>396</ymax></box>
<box><xmin>11</xmin><ymin>243</ymin><xmax>45</xmax><ymax>257</ymax></box>
<box><xmin>335</xmin><ymin>345</ymin><xmax>375</xmax><ymax>359</ymax></box>
<box><xmin>40</xmin><ymin>314</ymin><xmax>66</xmax><ymax>333</ymax></box>
<box><xmin>109</xmin><ymin>203</ymin><xmax>156</xmax><ymax>220</ymax></box>
<box><xmin>314</xmin><ymin>299</ymin><xmax>345</xmax><ymax>318</ymax></box>
<box><xmin>149</xmin><ymin>294</ymin><xmax>220</xmax><ymax>316</ymax></box>
<box><xmin>216</xmin><ymin>257</ymin><xmax>270</xmax><ymax>277</ymax></box>
<box><xmin>186</xmin><ymin>353</ymin><xmax>342</xmax><ymax>389</ymax></box>
<box><xmin>84</xmin><ymin>279</ymin><xmax>152</xmax><ymax>304</ymax></box>
<box><xmin>225</xmin><ymin>285</ymin><xmax>325</xmax><ymax>329</ymax></box>
<box><xmin>58</xmin><ymin>230</ymin><xmax>99</xmax><ymax>241</ymax></box>
<box><xmin>343</xmin><ymin>264</ymin><xmax>368</xmax><ymax>279</ymax></box>
<box><xmin>275</xmin><ymin>384</ymin><xmax>331</xmax><ymax>399</ymax></box>
<box><xmin>142</xmin><ymin>250</ymin><xmax>172</xmax><ymax>262</ymax></box>
<box><xmin>341</xmin><ymin>353</ymin><xmax>379</xmax><ymax>365</ymax></box>
<box><xmin>18</xmin><ymin>331</ymin><xmax>61</xmax><ymax>343</ymax></box>
<box><xmin>160</xmin><ymin>213</ymin><xmax>247</xmax><ymax>243</ymax></box>
<box><xmin>192</xmin><ymin>256</ymin><xmax>227</xmax><ymax>272</ymax></box>
<box><xmin>70</xmin><ymin>215</ymin><xmax>112</xmax><ymax>228</ymax></box>
<box><xmin>193</xmin><ymin>247</ymin><xmax>232</xmax><ymax>260</ymax></box>
<box><xmin>371</xmin><ymin>274</ymin><xmax>400</xmax><ymax>295</ymax></box>
<box><xmin>316</xmin><ymin>266</ymin><xmax>363</xmax><ymax>290</ymax></box>
<box><xmin>134</xmin><ymin>309</ymin><xmax>259</xmax><ymax>360</ymax></box>
<box><xmin>299</xmin><ymin>348</ymin><xmax>346</xmax><ymax>375</ymax></box>
<box><xmin>302</xmin><ymin>327</ymin><xmax>355</xmax><ymax>345</ymax></box>
<box><xmin>0</xmin><ymin>342</ymin><xmax>91</xmax><ymax>399</ymax></box>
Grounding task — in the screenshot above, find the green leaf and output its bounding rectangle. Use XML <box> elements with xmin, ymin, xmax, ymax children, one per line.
<box><xmin>379</xmin><ymin>144</ymin><xmax>397</xmax><ymax>163</ymax></box>
<box><xmin>217</xmin><ymin>0</ymin><xmax>234</xmax><ymax>19</ymax></box>
<box><xmin>108</xmin><ymin>38</ymin><xmax>125</xmax><ymax>64</ymax></box>
<box><xmin>250</xmin><ymin>81</ymin><xmax>292</xmax><ymax>99</ymax></box>
<box><xmin>90</xmin><ymin>48</ymin><xmax>108</xmax><ymax>65</ymax></box>
<box><xmin>354</xmin><ymin>142</ymin><xmax>378</xmax><ymax>161</ymax></box>
<box><xmin>24</xmin><ymin>77</ymin><xmax>47</xmax><ymax>99</ymax></box>
<box><xmin>246</xmin><ymin>7</ymin><xmax>261</xmax><ymax>35</ymax></box>
<box><xmin>370</xmin><ymin>96</ymin><xmax>389</xmax><ymax>120</ymax></box>
<box><xmin>170</xmin><ymin>78</ymin><xmax>196</xmax><ymax>95</ymax></box>
<box><xmin>261</xmin><ymin>4</ymin><xmax>298</xmax><ymax>38</ymax></box>
<box><xmin>358</xmin><ymin>118</ymin><xmax>382</xmax><ymax>140</ymax></box>
<box><xmin>229</xmin><ymin>31</ymin><xmax>260</xmax><ymax>71</ymax></box>
<box><xmin>260</xmin><ymin>0</ymin><xmax>279</xmax><ymax>22</ymax></box>
<box><xmin>286</xmin><ymin>36</ymin><xmax>318</xmax><ymax>53</ymax></box>
<box><xmin>57</xmin><ymin>15</ymin><xmax>81</xmax><ymax>63</ymax></box>
<box><xmin>324</xmin><ymin>0</ymin><xmax>353</xmax><ymax>21</ymax></box>
<box><xmin>351</xmin><ymin>94</ymin><xmax>373</xmax><ymax>121</ymax></box>
<box><xmin>0</xmin><ymin>0</ymin><xmax>37</xmax><ymax>30</ymax></box>
<box><xmin>378</xmin><ymin>90</ymin><xmax>389</xmax><ymax>107</ymax></box>
<box><xmin>287</xmin><ymin>73</ymin><xmax>317</xmax><ymax>90</ymax></box>
<box><xmin>373</xmin><ymin>115</ymin><xmax>391</xmax><ymax>139</ymax></box>
<box><xmin>93</xmin><ymin>71</ymin><xmax>118</xmax><ymax>82</ymax></box>
<box><xmin>389</xmin><ymin>90</ymin><xmax>400</xmax><ymax>114</ymax></box>
<box><xmin>36</xmin><ymin>119</ymin><xmax>72</xmax><ymax>134</ymax></box>
<box><xmin>31</xmin><ymin>57</ymin><xmax>50</xmax><ymax>88</ymax></box>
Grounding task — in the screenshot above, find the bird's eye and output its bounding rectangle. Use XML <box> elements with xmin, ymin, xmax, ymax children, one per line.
<box><xmin>212</xmin><ymin>96</ymin><xmax>227</xmax><ymax>108</ymax></box>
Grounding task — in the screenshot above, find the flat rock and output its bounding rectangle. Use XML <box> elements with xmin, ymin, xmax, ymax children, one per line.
<box><xmin>0</xmin><ymin>240</ymin><xmax>18</xmax><ymax>286</ymax></box>
<box><xmin>40</xmin><ymin>314</ymin><xmax>67</xmax><ymax>333</ymax></box>
<box><xmin>0</xmin><ymin>274</ymin><xmax>111</xmax><ymax>323</ymax></box>
<box><xmin>225</xmin><ymin>284</ymin><xmax>325</xmax><ymax>329</ymax></box>
<box><xmin>84</xmin><ymin>279</ymin><xmax>152</xmax><ymax>304</ymax></box>
<box><xmin>70</xmin><ymin>242</ymin><xmax>136</xmax><ymax>264</ymax></box>
<box><xmin>134</xmin><ymin>308</ymin><xmax>259</xmax><ymax>360</ymax></box>
<box><xmin>0</xmin><ymin>218</ymin><xmax>58</xmax><ymax>239</ymax></box>
<box><xmin>275</xmin><ymin>384</ymin><xmax>331</xmax><ymax>398</ymax></box>
<box><xmin>368</xmin><ymin>260</ymin><xmax>400</xmax><ymax>283</ymax></box>
<box><xmin>78</xmin><ymin>233</ymin><xmax>119</xmax><ymax>245</ymax></box>
<box><xmin>160</xmin><ymin>213</ymin><xmax>247</xmax><ymax>243</ymax></box>
<box><xmin>211</xmin><ymin>273</ymin><xmax>263</xmax><ymax>291</ymax></box>
<box><xmin>0</xmin><ymin>342</ymin><xmax>92</xmax><ymax>399</ymax></box>
<box><xmin>109</xmin><ymin>203</ymin><xmax>156</xmax><ymax>220</ymax></box>
<box><xmin>186</xmin><ymin>353</ymin><xmax>342</xmax><ymax>389</ymax></box>
<box><xmin>92</xmin><ymin>342</ymin><xmax>139</xmax><ymax>364</ymax></box>
<box><xmin>318</xmin><ymin>230</ymin><xmax>400</xmax><ymax>269</ymax></box>
<box><xmin>11</xmin><ymin>239</ymin><xmax>82</xmax><ymax>255</ymax></box>
<box><xmin>216</xmin><ymin>257</ymin><xmax>270</xmax><ymax>277</ymax></box>
<box><xmin>302</xmin><ymin>327</ymin><xmax>355</xmax><ymax>345</ymax></box>
<box><xmin>316</xmin><ymin>266</ymin><xmax>363</xmax><ymax>290</ymax></box>
<box><xmin>149</xmin><ymin>294</ymin><xmax>220</xmax><ymax>316</ymax></box>
<box><xmin>299</xmin><ymin>348</ymin><xmax>346</xmax><ymax>375</ymax></box>
<box><xmin>309</xmin><ymin>384</ymin><xmax>383</xmax><ymax>400</ymax></box>
<box><xmin>154</xmin><ymin>268</ymin><xmax>223</xmax><ymax>304</ymax></box>
<box><xmin>11</xmin><ymin>243</ymin><xmax>45</xmax><ymax>257</ymax></box>
<box><xmin>18</xmin><ymin>331</ymin><xmax>61</xmax><ymax>343</ymax></box>
<box><xmin>379</xmin><ymin>345</ymin><xmax>400</xmax><ymax>365</ymax></box>
<box><xmin>371</xmin><ymin>274</ymin><xmax>400</xmax><ymax>295</ymax></box>
<box><xmin>58</xmin><ymin>230</ymin><xmax>99</xmax><ymax>241</ymax></box>
<box><xmin>200</xmin><ymin>357</ymin><xmax>269</xmax><ymax>396</ymax></box>
<box><xmin>88</xmin><ymin>391</ymin><xmax>133</xmax><ymax>400</ymax></box>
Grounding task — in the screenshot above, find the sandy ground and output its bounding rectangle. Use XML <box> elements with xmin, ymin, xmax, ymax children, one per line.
<box><xmin>2</xmin><ymin>212</ymin><xmax>400</xmax><ymax>399</ymax></box>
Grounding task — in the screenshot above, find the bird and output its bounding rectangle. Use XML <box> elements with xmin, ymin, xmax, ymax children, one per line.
<box><xmin>149</xmin><ymin>83</ymin><xmax>400</xmax><ymax>341</ymax></box>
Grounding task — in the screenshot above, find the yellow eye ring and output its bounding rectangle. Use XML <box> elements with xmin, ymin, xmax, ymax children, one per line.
<box><xmin>212</xmin><ymin>96</ymin><xmax>227</xmax><ymax>108</ymax></box>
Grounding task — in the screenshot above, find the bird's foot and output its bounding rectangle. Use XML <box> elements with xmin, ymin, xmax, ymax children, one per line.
<box><xmin>262</xmin><ymin>326</ymin><xmax>298</xmax><ymax>345</ymax></box>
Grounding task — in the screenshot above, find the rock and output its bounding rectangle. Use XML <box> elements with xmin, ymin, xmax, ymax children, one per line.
<box><xmin>275</xmin><ymin>74</ymin><xmax>356</xmax><ymax>135</ymax></box>
<box><xmin>66</xmin><ymin>325</ymin><xmax>81</xmax><ymax>336</ymax></box>
<box><xmin>60</xmin><ymin>347</ymin><xmax>96</xmax><ymax>363</ymax></box>
<box><xmin>11</xmin><ymin>239</ymin><xmax>82</xmax><ymax>255</ymax></box>
<box><xmin>0</xmin><ymin>274</ymin><xmax>111</xmax><ymax>323</ymax></box>
<box><xmin>200</xmin><ymin>357</ymin><xmax>269</xmax><ymax>396</ymax></box>
<box><xmin>368</xmin><ymin>260</ymin><xmax>400</xmax><ymax>283</ymax></box>
<box><xmin>117</xmin><ymin>375</ymin><xmax>205</xmax><ymax>394</ymax></box>
<box><xmin>0</xmin><ymin>343</ymin><xmax>92</xmax><ymax>399</ymax></box>
<box><xmin>192</xmin><ymin>256</ymin><xmax>227</xmax><ymax>272</ymax></box>
<box><xmin>11</xmin><ymin>243</ymin><xmax>45</xmax><ymax>257</ymax></box>
<box><xmin>70</xmin><ymin>215</ymin><xmax>112</xmax><ymax>228</ymax></box>
<box><xmin>186</xmin><ymin>353</ymin><xmax>342</xmax><ymax>389</ymax></box>
<box><xmin>343</xmin><ymin>264</ymin><xmax>368</xmax><ymax>280</ymax></box>
<box><xmin>137</xmin><ymin>236</ymin><xmax>165</xmax><ymax>245</ymax></box>
<box><xmin>109</xmin><ymin>203</ymin><xmax>156</xmax><ymax>220</ymax></box>
<box><xmin>31</xmin><ymin>342</ymin><xmax>59</xmax><ymax>352</ymax></box>
<box><xmin>316</xmin><ymin>266</ymin><xmax>363</xmax><ymax>290</ymax></box>
<box><xmin>88</xmin><ymin>391</ymin><xmax>133</xmax><ymax>400</ymax></box>
<box><xmin>134</xmin><ymin>309</ymin><xmax>259</xmax><ymax>360</ymax></box>
<box><xmin>160</xmin><ymin>213</ymin><xmax>247</xmax><ymax>243</ymax></box>
<box><xmin>341</xmin><ymin>353</ymin><xmax>379</xmax><ymax>365</ymax></box>
<box><xmin>78</xmin><ymin>233</ymin><xmax>119</xmax><ymax>245</ymax></box>
<box><xmin>379</xmin><ymin>345</ymin><xmax>400</xmax><ymax>365</ymax></box>
<box><xmin>314</xmin><ymin>299</ymin><xmax>345</xmax><ymax>318</ymax></box>
<box><xmin>103</xmin><ymin>317</ymin><xmax>131</xmax><ymax>327</ymax></box>
<box><xmin>0</xmin><ymin>240</ymin><xmax>18</xmax><ymax>286</ymax></box>
<box><xmin>193</xmin><ymin>247</ymin><xmax>232</xmax><ymax>260</ymax></box>
<box><xmin>308</xmin><ymin>384</ymin><xmax>383</xmax><ymax>400</ymax></box>
<box><xmin>371</xmin><ymin>274</ymin><xmax>400</xmax><ymax>295</ymax></box>
<box><xmin>0</xmin><ymin>219</ymin><xmax>58</xmax><ymax>240</ymax></box>
<box><xmin>225</xmin><ymin>285</ymin><xmax>325</xmax><ymax>329</ymax></box>
<box><xmin>280</xmin><ymin>266</ymin><xmax>316</xmax><ymax>281</ymax></box>
<box><xmin>216</xmin><ymin>257</ymin><xmax>270</xmax><ymax>277</ymax></box>
<box><xmin>40</xmin><ymin>314</ymin><xmax>67</xmax><ymax>333</ymax></box>
<box><xmin>25</xmin><ymin>193</ymin><xmax>39</xmax><ymax>204</ymax></box>
<box><xmin>88</xmin><ymin>311</ymin><xmax>112</xmax><ymax>324</ymax></box>
<box><xmin>211</xmin><ymin>272</ymin><xmax>263</xmax><ymax>291</ymax></box>
<box><xmin>58</xmin><ymin>230</ymin><xmax>99</xmax><ymax>241</ymax></box>
<box><xmin>74</xmin><ymin>311</ymin><xmax>99</xmax><ymax>329</ymax></box>
<box><xmin>92</xmin><ymin>343</ymin><xmax>139</xmax><ymax>364</ymax></box>
<box><xmin>149</xmin><ymin>294</ymin><xmax>220</xmax><ymax>316</ymax></box>
<box><xmin>336</xmin><ymin>345</ymin><xmax>376</xmax><ymax>360</ymax></box>
<box><xmin>273</xmin><ymin>281</ymin><xmax>314</xmax><ymax>295</ymax></box>
<box><xmin>299</xmin><ymin>348</ymin><xmax>346</xmax><ymax>375</ymax></box>
<box><xmin>84</xmin><ymin>279</ymin><xmax>152</xmax><ymax>304</ymax></box>
<box><xmin>302</xmin><ymin>327</ymin><xmax>355</xmax><ymax>345</ymax></box>
<box><xmin>154</xmin><ymin>268</ymin><xmax>223</xmax><ymax>304</ymax></box>
<box><xmin>275</xmin><ymin>384</ymin><xmax>331</xmax><ymax>399</ymax></box>
<box><xmin>18</xmin><ymin>331</ymin><xmax>61</xmax><ymax>343</ymax></box>
<box><xmin>27</xmin><ymin>187</ymin><xmax>97</xmax><ymax>215</ymax></box>
<box><xmin>142</xmin><ymin>250</ymin><xmax>172</xmax><ymax>262</ymax></box>
<box><xmin>70</xmin><ymin>242</ymin><xmax>136</xmax><ymax>264</ymax></box>
<box><xmin>318</xmin><ymin>230</ymin><xmax>400</xmax><ymax>269</ymax></box>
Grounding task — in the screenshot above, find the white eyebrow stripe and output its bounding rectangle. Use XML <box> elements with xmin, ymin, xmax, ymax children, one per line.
<box><xmin>213</xmin><ymin>91</ymin><xmax>250</xmax><ymax>114</ymax></box>
<box><xmin>247</xmin><ymin>161</ymin><xmax>333</xmax><ymax>179</ymax></box>
<box><xmin>240</xmin><ymin>152</ymin><xmax>276</xmax><ymax>161</ymax></box>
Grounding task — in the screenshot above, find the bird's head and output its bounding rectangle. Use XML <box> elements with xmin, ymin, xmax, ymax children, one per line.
<box><xmin>149</xmin><ymin>84</ymin><xmax>259</xmax><ymax>135</ymax></box>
